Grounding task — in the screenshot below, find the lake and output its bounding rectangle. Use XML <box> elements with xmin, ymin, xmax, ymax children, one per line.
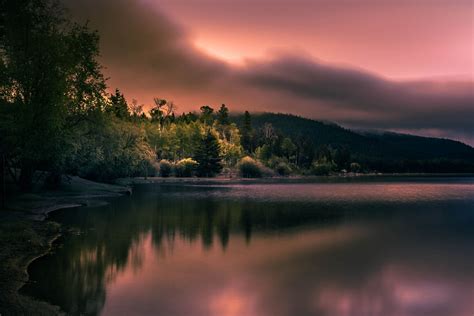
<box><xmin>22</xmin><ymin>177</ymin><xmax>474</xmax><ymax>316</ymax></box>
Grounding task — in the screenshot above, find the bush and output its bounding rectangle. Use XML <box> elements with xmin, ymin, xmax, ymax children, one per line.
<box><xmin>174</xmin><ymin>158</ymin><xmax>198</xmax><ymax>177</ymax></box>
<box><xmin>350</xmin><ymin>162</ymin><xmax>361</xmax><ymax>173</ymax></box>
<box><xmin>159</xmin><ymin>159</ymin><xmax>173</xmax><ymax>177</ymax></box>
<box><xmin>311</xmin><ymin>161</ymin><xmax>335</xmax><ymax>176</ymax></box>
<box><xmin>238</xmin><ymin>156</ymin><xmax>263</xmax><ymax>178</ymax></box>
<box><xmin>267</xmin><ymin>156</ymin><xmax>292</xmax><ymax>176</ymax></box>
<box><xmin>275</xmin><ymin>162</ymin><xmax>292</xmax><ymax>176</ymax></box>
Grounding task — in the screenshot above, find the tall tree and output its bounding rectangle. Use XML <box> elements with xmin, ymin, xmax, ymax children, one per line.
<box><xmin>200</xmin><ymin>105</ymin><xmax>214</xmax><ymax>125</ymax></box>
<box><xmin>281</xmin><ymin>137</ymin><xmax>297</xmax><ymax>162</ymax></box>
<box><xmin>241</xmin><ymin>111</ymin><xmax>253</xmax><ymax>153</ymax></box>
<box><xmin>0</xmin><ymin>0</ymin><xmax>106</xmax><ymax>190</ymax></box>
<box><xmin>194</xmin><ymin>130</ymin><xmax>222</xmax><ymax>177</ymax></box>
<box><xmin>217</xmin><ymin>104</ymin><xmax>229</xmax><ymax>125</ymax></box>
<box><xmin>108</xmin><ymin>89</ymin><xmax>129</xmax><ymax>119</ymax></box>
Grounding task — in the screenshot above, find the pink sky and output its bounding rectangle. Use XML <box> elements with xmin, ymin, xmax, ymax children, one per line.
<box><xmin>66</xmin><ymin>0</ymin><xmax>474</xmax><ymax>144</ymax></box>
<box><xmin>154</xmin><ymin>0</ymin><xmax>473</xmax><ymax>80</ymax></box>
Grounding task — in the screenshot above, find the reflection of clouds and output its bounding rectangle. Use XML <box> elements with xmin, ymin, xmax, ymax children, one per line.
<box><xmin>101</xmin><ymin>220</ymin><xmax>474</xmax><ymax>316</ymax></box>
<box><xmin>27</xmin><ymin>181</ymin><xmax>474</xmax><ymax>315</ymax></box>
<box><xmin>315</xmin><ymin>264</ymin><xmax>474</xmax><ymax>316</ymax></box>
<box><xmin>210</xmin><ymin>286</ymin><xmax>258</xmax><ymax>316</ymax></box>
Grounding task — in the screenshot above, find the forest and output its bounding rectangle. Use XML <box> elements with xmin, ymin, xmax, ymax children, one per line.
<box><xmin>1</xmin><ymin>0</ymin><xmax>474</xmax><ymax>193</ymax></box>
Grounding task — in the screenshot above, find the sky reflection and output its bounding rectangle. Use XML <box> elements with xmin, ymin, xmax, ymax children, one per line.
<box><xmin>23</xmin><ymin>178</ymin><xmax>474</xmax><ymax>316</ymax></box>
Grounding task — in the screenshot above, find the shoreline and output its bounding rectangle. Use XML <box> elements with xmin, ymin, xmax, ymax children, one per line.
<box><xmin>117</xmin><ymin>172</ymin><xmax>474</xmax><ymax>185</ymax></box>
<box><xmin>0</xmin><ymin>177</ymin><xmax>131</xmax><ymax>315</ymax></box>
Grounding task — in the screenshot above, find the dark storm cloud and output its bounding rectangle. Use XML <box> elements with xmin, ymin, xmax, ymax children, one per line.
<box><xmin>240</xmin><ymin>55</ymin><xmax>474</xmax><ymax>136</ymax></box>
<box><xmin>64</xmin><ymin>0</ymin><xmax>474</xmax><ymax>145</ymax></box>
<box><xmin>63</xmin><ymin>0</ymin><xmax>230</xmax><ymax>91</ymax></box>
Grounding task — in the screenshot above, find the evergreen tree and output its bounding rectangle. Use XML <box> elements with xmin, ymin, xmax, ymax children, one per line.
<box><xmin>109</xmin><ymin>89</ymin><xmax>129</xmax><ymax>119</ymax></box>
<box><xmin>241</xmin><ymin>111</ymin><xmax>253</xmax><ymax>153</ymax></box>
<box><xmin>194</xmin><ymin>130</ymin><xmax>222</xmax><ymax>177</ymax></box>
<box><xmin>217</xmin><ymin>104</ymin><xmax>229</xmax><ymax>125</ymax></box>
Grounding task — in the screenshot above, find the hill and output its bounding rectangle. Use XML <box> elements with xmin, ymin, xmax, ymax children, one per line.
<box><xmin>233</xmin><ymin>113</ymin><xmax>474</xmax><ymax>172</ymax></box>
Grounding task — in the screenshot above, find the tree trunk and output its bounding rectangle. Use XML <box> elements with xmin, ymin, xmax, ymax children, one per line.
<box><xmin>19</xmin><ymin>162</ymin><xmax>34</xmax><ymax>192</ymax></box>
<box><xmin>1</xmin><ymin>155</ymin><xmax>5</xmax><ymax>209</ymax></box>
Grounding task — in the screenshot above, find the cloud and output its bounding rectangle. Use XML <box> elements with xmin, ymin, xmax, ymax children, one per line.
<box><xmin>64</xmin><ymin>0</ymin><xmax>474</xmax><ymax>145</ymax></box>
<box><xmin>239</xmin><ymin>55</ymin><xmax>474</xmax><ymax>138</ymax></box>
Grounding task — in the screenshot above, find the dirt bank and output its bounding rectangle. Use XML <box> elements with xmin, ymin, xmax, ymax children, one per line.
<box><xmin>0</xmin><ymin>176</ymin><xmax>131</xmax><ymax>315</ymax></box>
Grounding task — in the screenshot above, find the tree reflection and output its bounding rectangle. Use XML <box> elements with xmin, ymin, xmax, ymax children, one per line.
<box><xmin>23</xmin><ymin>183</ymin><xmax>473</xmax><ymax>316</ymax></box>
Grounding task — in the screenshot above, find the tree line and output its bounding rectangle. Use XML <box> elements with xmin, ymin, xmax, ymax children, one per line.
<box><xmin>5</xmin><ymin>0</ymin><xmax>468</xmax><ymax>193</ymax></box>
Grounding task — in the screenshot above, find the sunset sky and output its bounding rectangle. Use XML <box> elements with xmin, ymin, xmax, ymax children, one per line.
<box><xmin>65</xmin><ymin>0</ymin><xmax>473</xmax><ymax>144</ymax></box>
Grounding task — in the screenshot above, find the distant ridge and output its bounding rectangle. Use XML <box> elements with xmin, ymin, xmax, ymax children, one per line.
<box><xmin>232</xmin><ymin>112</ymin><xmax>474</xmax><ymax>172</ymax></box>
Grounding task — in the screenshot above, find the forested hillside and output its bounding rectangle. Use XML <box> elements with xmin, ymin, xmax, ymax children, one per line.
<box><xmin>233</xmin><ymin>113</ymin><xmax>474</xmax><ymax>172</ymax></box>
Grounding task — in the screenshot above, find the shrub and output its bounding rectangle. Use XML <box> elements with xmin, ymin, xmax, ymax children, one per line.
<box><xmin>311</xmin><ymin>161</ymin><xmax>335</xmax><ymax>176</ymax></box>
<box><xmin>159</xmin><ymin>159</ymin><xmax>173</xmax><ymax>177</ymax></box>
<box><xmin>350</xmin><ymin>162</ymin><xmax>361</xmax><ymax>173</ymax></box>
<box><xmin>275</xmin><ymin>162</ymin><xmax>292</xmax><ymax>176</ymax></box>
<box><xmin>238</xmin><ymin>156</ymin><xmax>263</xmax><ymax>178</ymax></box>
<box><xmin>267</xmin><ymin>156</ymin><xmax>292</xmax><ymax>176</ymax></box>
<box><xmin>175</xmin><ymin>158</ymin><xmax>198</xmax><ymax>177</ymax></box>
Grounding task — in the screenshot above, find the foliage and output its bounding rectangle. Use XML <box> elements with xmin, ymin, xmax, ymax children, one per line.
<box><xmin>217</xmin><ymin>104</ymin><xmax>229</xmax><ymax>125</ymax></box>
<box><xmin>68</xmin><ymin>114</ymin><xmax>155</xmax><ymax>181</ymax></box>
<box><xmin>350</xmin><ymin>162</ymin><xmax>362</xmax><ymax>172</ymax></box>
<box><xmin>159</xmin><ymin>160</ymin><xmax>173</xmax><ymax>177</ymax></box>
<box><xmin>311</xmin><ymin>160</ymin><xmax>336</xmax><ymax>176</ymax></box>
<box><xmin>240</xmin><ymin>111</ymin><xmax>253</xmax><ymax>153</ymax></box>
<box><xmin>0</xmin><ymin>0</ymin><xmax>107</xmax><ymax>189</ymax></box>
<box><xmin>174</xmin><ymin>158</ymin><xmax>198</xmax><ymax>177</ymax></box>
<box><xmin>238</xmin><ymin>156</ymin><xmax>264</xmax><ymax>178</ymax></box>
<box><xmin>1</xmin><ymin>0</ymin><xmax>472</xmax><ymax>192</ymax></box>
<box><xmin>194</xmin><ymin>130</ymin><xmax>223</xmax><ymax>177</ymax></box>
<box><xmin>275</xmin><ymin>161</ymin><xmax>292</xmax><ymax>176</ymax></box>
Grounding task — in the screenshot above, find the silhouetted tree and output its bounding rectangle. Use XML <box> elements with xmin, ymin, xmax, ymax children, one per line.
<box><xmin>217</xmin><ymin>104</ymin><xmax>229</xmax><ymax>125</ymax></box>
<box><xmin>150</xmin><ymin>98</ymin><xmax>166</xmax><ymax>124</ymax></box>
<box><xmin>108</xmin><ymin>89</ymin><xmax>129</xmax><ymax>119</ymax></box>
<box><xmin>200</xmin><ymin>105</ymin><xmax>214</xmax><ymax>125</ymax></box>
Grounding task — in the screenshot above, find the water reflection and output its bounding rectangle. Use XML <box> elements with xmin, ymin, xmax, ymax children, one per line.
<box><xmin>22</xmin><ymin>179</ymin><xmax>474</xmax><ymax>316</ymax></box>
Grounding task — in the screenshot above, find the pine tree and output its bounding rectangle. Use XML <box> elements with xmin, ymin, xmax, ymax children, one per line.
<box><xmin>241</xmin><ymin>111</ymin><xmax>253</xmax><ymax>153</ymax></box>
<box><xmin>109</xmin><ymin>89</ymin><xmax>130</xmax><ymax>119</ymax></box>
<box><xmin>217</xmin><ymin>104</ymin><xmax>229</xmax><ymax>125</ymax></box>
<box><xmin>194</xmin><ymin>130</ymin><xmax>223</xmax><ymax>177</ymax></box>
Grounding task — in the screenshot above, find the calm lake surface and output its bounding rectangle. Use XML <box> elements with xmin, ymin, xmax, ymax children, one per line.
<box><xmin>22</xmin><ymin>177</ymin><xmax>474</xmax><ymax>316</ymax></box>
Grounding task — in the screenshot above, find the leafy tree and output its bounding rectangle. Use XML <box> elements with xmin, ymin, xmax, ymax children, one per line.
<box><xmin>217</xmin><ymin>123</ymin><xmax>243</xmax><ymax>166</ymax></box>
<box><xmin>281</xmin><ymin>137</ymin><xmax>297</xmax><ymax>162</ymax></box>
<box><xmin>194</xmin><ymin>130</ymin><xmax>222</xmax><ymax>177</ymax></box>
<box><xmin>334</xmin><ymin>147</ymin><xmax>351</xmax><ymax>170</ymax></box>
<box><xmin>200</xmin><ymin>105</ymin><xmax>214</xmax><ymax>124</ymax></box>
<box><xmin>0</xmin><ymin>0</ymin><xmax>106</xmax><ymax>190</ymax></box>
<box><xmin>295</xmin><ymin>135</ymin><xmax>315</xmax><ymax>168</ymax></box>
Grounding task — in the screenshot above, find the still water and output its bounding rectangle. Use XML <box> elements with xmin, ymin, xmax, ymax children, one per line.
<box><xmin>23</xmin><ymin>177</ymin><xmax>474</xmax><ymax>316</ymax></box>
